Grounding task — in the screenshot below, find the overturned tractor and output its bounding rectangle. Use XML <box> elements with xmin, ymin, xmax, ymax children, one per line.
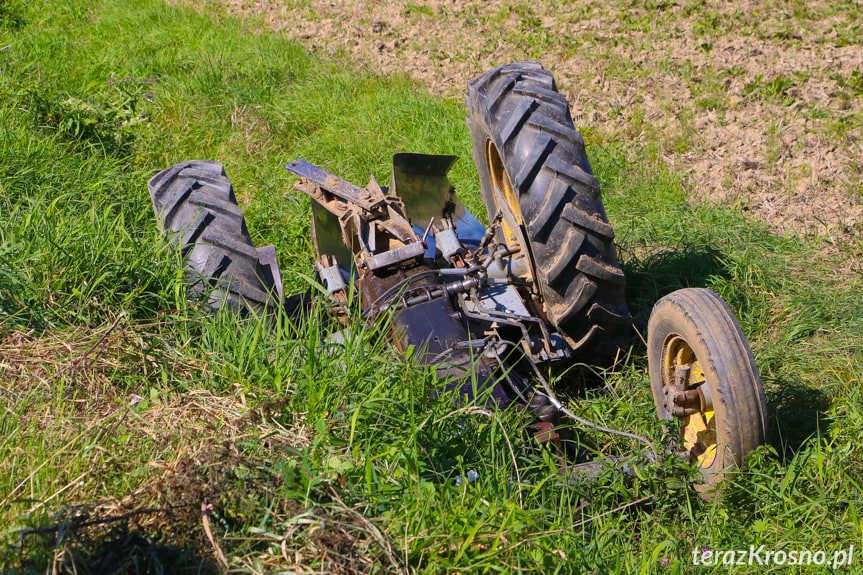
<box><xmin>148</xmin><ymin>62</ymin><xmax>767</xmax><ymax>498</ymax></box>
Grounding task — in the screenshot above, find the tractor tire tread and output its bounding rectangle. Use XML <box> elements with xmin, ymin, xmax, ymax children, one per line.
<box><xmin>148</xmin><ymin>160</ymin><xmax>278</xmax><ymax>316</ymax></box>
<box><xmin>467</xmin><ymin>62</ymin><xmax>630</xmax><ymax>361</ymax></box>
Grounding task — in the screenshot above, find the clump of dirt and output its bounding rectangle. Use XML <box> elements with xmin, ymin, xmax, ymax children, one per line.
<box><xmin>218</xmin><ymin>0</ymin><xmax>863</xmax><ymax>240</ymax></box>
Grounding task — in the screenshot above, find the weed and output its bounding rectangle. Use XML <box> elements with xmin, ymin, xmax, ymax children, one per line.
<box><xmin>834</xmin><ymin>69</ymin><xmax>863</xmax><ymax>98</ymax></box>
<box><xmin>744</xmin><ymin>74</ymin><xmax>764</xmax><ymax>97</ymax></box>
<box><xmin>695</xmin><ymin>94</ymin><xmax>723</xmax><ymax>112</ymax></box>
<box><xmin>763</xmin><ymin>75</ymin><xmax>796</xmax><ymax>105</ymax></box>
<box><xmin>402</xmin><ymin>3</ymin><xmax>434</xmax><ymax>19</ymax></box>
<box><xmin>28</xmin><ymin>77</ymin><xmax>152</xmax><ymax>154</ymax></box>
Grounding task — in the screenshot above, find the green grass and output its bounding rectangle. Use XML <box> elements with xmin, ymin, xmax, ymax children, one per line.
<box><xmin>1</xmin><ymin>0</ymin><xmax>862</xmax><ymax>573</ymax></box>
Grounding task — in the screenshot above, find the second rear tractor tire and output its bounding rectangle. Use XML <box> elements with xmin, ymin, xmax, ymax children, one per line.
<box><xmin>466</xmin><ymin>62</ymin><xmax>631</xmax><ymax>362</ymax></box>
<box><xmin>148</xmin><ymin>160</ymin><xmax>279</xmax><ymax>317</ymax></box>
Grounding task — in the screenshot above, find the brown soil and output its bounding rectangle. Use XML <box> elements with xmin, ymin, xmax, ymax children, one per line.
<box><xmin>220</xmin><ymin>0</ymin><xmax>862</xmax><ymax>240</ymax></box>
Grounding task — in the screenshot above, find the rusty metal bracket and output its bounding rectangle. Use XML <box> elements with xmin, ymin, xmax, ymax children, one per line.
<box><xmin>663</xmin><ymin>365</ymin><xmax>713</xmax><ymax>417</ymax></box>
<box><xmin>286</xmin><ymin>159</ymin><xmax>386</xmax><ymax>212</ymax></box>
<box><xmin>287</xmin><ymin>158</ymin><xmax>423</xmax><ymax>271</ymax></box>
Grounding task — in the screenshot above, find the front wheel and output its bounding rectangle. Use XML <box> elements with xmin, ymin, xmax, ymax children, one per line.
<box><xmin>647</xmin><ymin>288</ymin><xmax>768</xmax><ymax>499</ymax></box>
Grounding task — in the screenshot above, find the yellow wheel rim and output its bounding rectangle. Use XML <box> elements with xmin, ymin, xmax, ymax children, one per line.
<box><xmin>663</xmin><ymin>336</ymin><xmax>717</xmax><ymax>468</ymax></box>
<box><xmin>486</xmin><ymin>140</ymin><xmax>525</xmax><ymax>251</ymax></box>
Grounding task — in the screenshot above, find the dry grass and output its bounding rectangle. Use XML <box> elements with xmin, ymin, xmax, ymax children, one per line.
<box><xmin>0</xmin><ymin>318</ymin><xmax>336</xmax><ymax>573</ymax></box>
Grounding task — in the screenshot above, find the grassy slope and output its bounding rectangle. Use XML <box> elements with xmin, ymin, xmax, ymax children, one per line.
<box><xmin>0</xmin><ymin>0</ymin><xmax>861</xmax><ymax>573</ymax></box>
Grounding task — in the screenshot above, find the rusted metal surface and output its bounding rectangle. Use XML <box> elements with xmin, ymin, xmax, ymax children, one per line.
<box><xmin>290</xmin><ymin>159</ymin><xmax>424</xmax><ymax>273</ymax></box>
<box><xmin>663</xmin><ymin>364</ymin><xmax>713</xmax><ymax>417</ymax></box>
<box><xmin>366</xmin><ymin>241</ymin><xmax>425</xmax><ymax>270</ymax></box>
<box><xmin>286</xmin><ymin>159</ymin><xmax>386</xmax><ymax>212</ymax></box>
<box><xmin>287</xmin><ymin>156</ymin><xmax>555</xmax><ymax>415</ymax></box>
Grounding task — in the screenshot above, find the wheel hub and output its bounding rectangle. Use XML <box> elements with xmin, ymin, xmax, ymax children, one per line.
<box><xmin>485</xmin><ymin>140</ymin><xmax>534</xmax><ymax>286</ymax></box>
<box><xmin>662</xmin><ymin>336</ymin><xmax>717</xmax><ymax>468</ymax></box>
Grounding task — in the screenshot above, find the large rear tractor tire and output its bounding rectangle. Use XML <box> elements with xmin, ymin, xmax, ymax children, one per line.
<box><xmin>466</xmin><ymin>62</ymin><xmax>631</xmax><ymax>364</ymax></box>
<box><xmin>148</xmin><ymin>160</ymin><xmax>279</xmax><ymax>316</ymax></box>
<box><xmin>647</xmin><ymin>288</ymin><xmax>768</xmax><ymax>499</ymax></box>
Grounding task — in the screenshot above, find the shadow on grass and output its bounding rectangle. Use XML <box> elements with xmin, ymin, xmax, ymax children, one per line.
<box><xmin>764</xmin><ymin>376</ymin><xmax>832</xmax><ymax>459</ymax></box>
<box><xmin>3</xmin><ymin>521</ymin><xmax>219</xmax><ymax>575</ymax></box>
<box><xmin>551</xmin><ymin>245</ymin><xmax>731</xmax><ymax>390</ymax></box>
<box><xmin>0</xmin><ymin>2</ymin><xmax>26</xmax><ymax>31</ymax></box>
<box><xmin>0</xmin><ymin>262</ymin><xmax>54</xmax><ymax>332</ymax></box>
<box><xmin>622</xmin><ymin>244</ymin><xmax>833</xmax><ymax>457</ymax></box>
<box><xmin>622</xmin><ymin>244</ymin><xmax>730</xmax><ymax>323</ymax></box>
